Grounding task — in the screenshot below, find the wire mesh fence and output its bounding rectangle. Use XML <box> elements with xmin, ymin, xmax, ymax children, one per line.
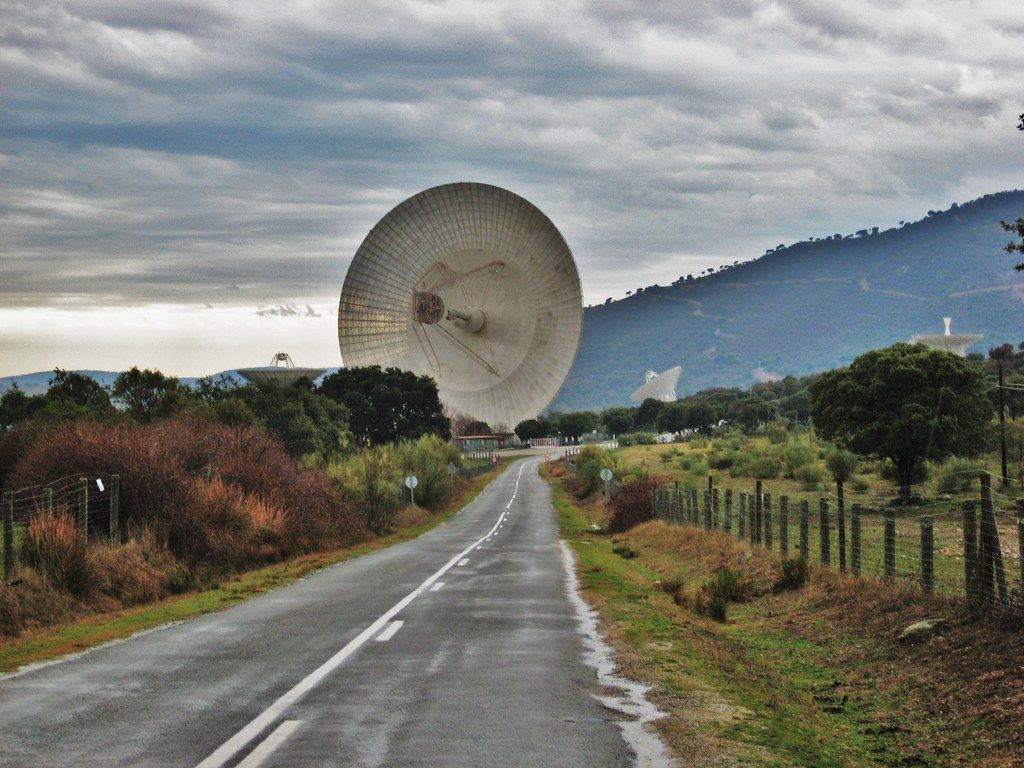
<box><xmin>650</xmin><ymin>471</ymin><xmax>1024</xmax><ymax>619</ymax></box>
<box><xmin>1</xmin><ymin>473</ymin><xmax>121</xmax><ymax>580</ymax></box>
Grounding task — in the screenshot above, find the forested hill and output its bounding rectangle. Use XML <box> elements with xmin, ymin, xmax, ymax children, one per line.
<box><xmin>551</xmin><ymin>190</ymin><xmax>1024</xmax><ymax>412</ymax></box>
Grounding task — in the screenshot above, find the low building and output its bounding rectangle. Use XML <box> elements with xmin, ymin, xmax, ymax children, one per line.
<box><xmin>455</xmin><ymin>434</ymin><xmax>513</xmax><ymax>452</ymax></box>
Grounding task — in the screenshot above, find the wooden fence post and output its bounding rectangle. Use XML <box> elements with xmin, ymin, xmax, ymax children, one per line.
<box><xmin>884</xmin><ymin>512</ymin><xmax>896</xmax><ymax>581</ymax></box>
<box><xmin>920</xmin><ymin>515</ymin><xmax>934</xmax><ymax>593</ymax></box>
<box><xmin>703</xmin><ymin>489</ymin><xmax>712</xmax><ymax>529</ymax></box>
<box><xmin>44</xmin><ymin>485</ymin><xmax>53</xmax><ymax>513</ymax></box>
<box><xmin>763</xmin><ymin>493</ymin><xmax>773</xmax><ymax>550</ymax></box>
<box><xmin>963</xmin><ymin>500</ymin><xmax>978</xmax><ymax>602</ymax></box>
<box><xmin>779</xmin><ymin>495</ymin><xmax>789</xmax><ymax>558</ymax></box>
<box><xmin>799</xmin><ymin>499</ymin><xmax>810</xmax><ymax>560</ymax></box>
<box><xmin>851</xmin><ymin>504</ymin><xmax>862</xmax><ymax>576</ymax></box>
<box><xmin>724</xmin><ymin>489</ymin><xmax>733</xmax><ymax>533</ymax></box>
<box><xmin>78</xmin><ymin>477</ymin><xmax>88</xmax><ymax>537</ymax></box>
<box><xmin>837</xmin><ymin>480</ymin><xmax>847</xmax><ymax>573</ymax></box>
<box><xmin>712</xmin><ymin>487</ymin><xmax>720</xmax><ymax>529</ymax></box>
<box><xmin>749</xmin><ymin>489</ymin><xmax>757</xmax><ymax>545</ymax></box>
<box><xmin>978</xmin><ymin>473</ymin><xmax>1008</xmax><ymax>606</ymax></box>
<box><xmin>754</xmin><ymin>480</ymin><xmax>763</xmax><ymax>545</ymax></box>
<box><xmin>738</xmin><ymin>493</ymin><xmax>747</xmax><ymax>540</ymax></box>
<box><xmin>690</xmin><ymin>489</ymin><xmax>698</xmax><ymax>525</ymax></box>
<box><xmin>110</xmin><ymin>474</ymin><xmax>120</xmax><ymax>539</ymax></box>
<box><xmin>819</xmin><ymin>498</ymin><xmax>831</xmax><ymax>566</ymax></box>
<box><xmin>3</xmin><ymin>491</ymin><xmax>13</xmax><ymax>582</ymax></box>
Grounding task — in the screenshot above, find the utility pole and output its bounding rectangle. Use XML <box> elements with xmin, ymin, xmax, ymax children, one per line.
<box><xmin>999</xmin><ymin>361</ymin><xmax>1009</xmax><ymax>488</ymax></box>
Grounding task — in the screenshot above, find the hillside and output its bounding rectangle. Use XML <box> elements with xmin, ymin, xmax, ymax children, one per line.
<box><xmin>551</xmin><ymin>190</ymin><xmax>1024</xmax><ymax>411</ymax></box>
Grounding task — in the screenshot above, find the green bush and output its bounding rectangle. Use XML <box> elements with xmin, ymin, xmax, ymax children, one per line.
<box><xmin>708</xmin><ymin>452</ymin><xmax>736</xmax><ymax>470</ymax></box>
<box><xmin>329</xmin><ymin>446</ymin><xmax>402</xmax><ymax>532</ymax></box>
<box><xmin>933</xmin><ymin>457</ymin><xmax>983</xmax><ymax>495</ymax></box>
<box><xmin>825</xmin><ymin>448</ymin><xmax>859</xmax><ymax>483</ymax></box>
<box><xmin>745</xmin><ymin>453</ymin><xmax>782</xmax><ymax>479</ymax></box>
<box><xmin>796</xmin><ymin>463</ymin><xmax>825</xmax><ymax>490</ymax></box>
<box><xmin>765</xmin><ymin>422</ymin><xmax>789</xmax><ymax>444</ymax></box>
<box><xmin>775</xmin><ymin>557</ymin><xmax>809</xmax><ymax>590</ymax></box>
<box><xmin>566</xmin><ymin>446</ymin><xmax>617</xmax><ymax>498</ymax></box>
<box><xmin>782</xmin><ymin>443</ymin><xmax>817</xmax><ymax>478</ymax></box>
<box><xmin>392</xmin><ymin>435</ymin><xmax>461</xmax><ymax>509</ymax></box>
<box><xmin>618</xmin><ymin>432</ymin><xmax>657</xmax><ymax>446</ymax></box>
<box><xmin>849</xmin><ymin>475</ymin><xmax>870</xmax><ymax>493</ymax></box>
<box><xmin>677</xmin><ymin>456</ymin><xmax>708</xmax><ymax>476</ymax></box>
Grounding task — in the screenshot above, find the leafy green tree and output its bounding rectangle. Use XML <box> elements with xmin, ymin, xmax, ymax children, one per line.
<box><xmin>318</xmin><ymin>366</ymin><xmax>449</xmax><ymax>446</ymax></box>
<box><xmin>514</xmin><ymin>418</ymin><xmax>553</xmax><ymax>442</ymax></box>
<box><xmin>635</xmin><ymin>398</ymin><xmax>664</xmax><ymax>429</ymax></box>
<box><xmin>0</xmin><ymin>385</ymin><xmax>36</xmax><ymax>429</ymax></box>
<box><xmin>810</xmin><ymin>343</ymin><xmax>991</xmax><ymax>497</ymax></box>
<box><xmin>556</xmin><ymin>411</ymin><xmax>600</xmax><ymax>440</ymax></box>
<box><xmin>601</xmin><ymin>407</ymin><xmax>635</xmax><ymax>435</ymax></box>
<box><xmin>824</xmin><ymin>449</ymin><xmax>858</xmax><ymax>484</ymax></box>
<box><xmin>111</xmin><ymin>367</ymin><xmax>195</xmax><ymax>422</ymax></box>
<box><xmin>657</xmin><ymin>400</ymin><xmax>717</xmax><ymax>434</ymax></box>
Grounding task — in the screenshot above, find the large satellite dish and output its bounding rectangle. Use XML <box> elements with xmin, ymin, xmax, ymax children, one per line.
<box><xmin>630</xmin><ymin>366</ymin><xmax>682</xmax><ymax>403</ymax></box>
<box><xmin>237</xmin><ymin>352</ymin><xmax>327</xmax><ymax>387</ymax></box>
<box><xmin>338</xmin><ymin>182</ymin><xmax>583</xmax><ymax>428</ymax></box>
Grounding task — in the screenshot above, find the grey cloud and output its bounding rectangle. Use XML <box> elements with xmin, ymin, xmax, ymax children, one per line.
<box><xmin>1</xmin><ymin>0</ymin><xmax>1022</xmax><ymax>310</ymax></box>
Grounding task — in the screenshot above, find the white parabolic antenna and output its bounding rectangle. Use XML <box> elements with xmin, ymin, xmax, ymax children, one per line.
<box><xmin>338</xmin><ymin>182</ymin><xmax>583</xmax><ymax>428</ymax></box>
<box><xmin>236</xmin><ymin>352</ymin><xmax>327</xmax><ymax>387</ymax></box>
<box><xmin>630</xmin><ymin>366</ymin><xmax>682</xmax><ymax>403</ymax></box>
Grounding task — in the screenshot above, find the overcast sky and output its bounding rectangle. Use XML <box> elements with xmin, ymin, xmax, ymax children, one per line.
<box><xmin>2</xmin><ymin>0</ymin><xmax>1022</xmax><ymax>376</ymax></box>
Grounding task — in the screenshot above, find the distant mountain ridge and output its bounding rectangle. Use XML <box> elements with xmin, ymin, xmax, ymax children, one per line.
<box><xmin>550</xmin><ymin>190</ymin><xmax>1024</xmax><ymax>412</ymax></box>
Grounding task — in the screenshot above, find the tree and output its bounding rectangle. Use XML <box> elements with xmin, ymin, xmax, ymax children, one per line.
<box><xmin>111</xmin><ymin>367</ymin><xmax>194</xmax><ymax>423</ymax></box>
<box><xmin>810</xmin><ymin>343</ymin><xmax>991</xmax><ymax>497</ymax></box>
<box><xmin>514</xmin><ymin>418</ymin><xmax>550</xmax><ymax>443</ymax></box>
<box><xmin>318</xmin><ymin>366</ymin><xmax>449</xmax><ymax>446</ymax></box>
<box><xmin>657</xmin><ymin>400</ymin><xmax>717</xmax><ymax>434</ymax></box>
<box><xmin>635</xmin><ymin>398</ymin><xmax>664</xmax><ymax>430</ymax></box>
<box><xmin>1000</xmin><ymin>217</ymin><xmax>1024</xmax><ymax>271</ymax></box>
<box><xmin>601</xmin><ymin>407</ymin><xmax>635</xmax><ymax>435</ymax></box>
<box><xmin>556</xmin><ymin>411</ymin><xmax>599</xmax><ymax>440</ymax></box>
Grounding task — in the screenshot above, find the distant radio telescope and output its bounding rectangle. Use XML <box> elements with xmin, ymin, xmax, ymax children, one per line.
<box><xmin>236</xmin><ymin>352</ymin><xmax>327</xmax><ymax>387</ymax></box>
<box><xmin>338</xmin><ymin>182</ymin><xmax>583</xmax><ymax>428</ymax></box>
<box><xmin>910</xmin><ymin>317</ymin><xmax>982</xmax><ymax>357</ymax></box>
<box><xmin>630</xmin><ymin>366</ymin><xmax>682</xmax><ymax>403</ymax></box>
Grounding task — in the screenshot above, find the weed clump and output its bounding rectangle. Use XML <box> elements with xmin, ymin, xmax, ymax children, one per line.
<box><xmin>606</xmin><ymin>476</ymin><xmax>661</xmax><ymax>533</ymax></box>
<box><xmin>20</xmin><ymin>512</ymin><xmax>92</xmax><ymax>598</ymax></box>
<box><xmin>775</xmin><ymin>557</ymin><xmax>810</xmax><ymax>591</ymax></box>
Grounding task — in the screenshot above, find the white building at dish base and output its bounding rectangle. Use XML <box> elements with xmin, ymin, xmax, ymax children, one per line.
<box><xmin>910</xmin><ymin>318</ymin><xmax>982</xmax><ymax>357</ymax></box>
<box><xmin>630</xmin><ymin>366</ymin><xmax>682</xmax><ymax>403</ymax></box>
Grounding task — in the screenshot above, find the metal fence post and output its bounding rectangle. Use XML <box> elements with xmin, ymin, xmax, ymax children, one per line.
<box><xmin>3</xmin><ymin>491</ymin><xmax>13</xmax><ymax>581</ymax></box>
<box><xmin>799</xmin><ymin>499</ymin><xmax>810</xmax><ymax>560</ymax></box>
<box><xmin>723</xmin><ymin>489</ymin><xmax>733</xmax><ymax>533</ymax></box>
<box><xmin>763</xmin><ymin>493</ymin><xmax>773</xmax><ymax>550</ymax></box>
<box><xmin>110</xmin><ymin>474</ymin><xmax>120</xmax><ymax>539</ymax></box>
<box><xmin>851</xmin><ymin>504</ymin><xmax>862</xmax><ymax>576</ymax></box>
<box><xmin>921</xmin><ymin>515</ymin><xmax>934</xmax><ymax>593</ymax></box>
<box><xmin>78</xmin><ymin>477</ymin><xmax>88</xmax><ymax>537</ymax></box>
<box><xmin>819</xmin><ymin>498</ymin><xmax>831</xmax><ymax>566</ymax></box>
<box><xmin>779</xmin><ymin>495</ymin><xmax>789</xmax><ymax>558</ymax></box>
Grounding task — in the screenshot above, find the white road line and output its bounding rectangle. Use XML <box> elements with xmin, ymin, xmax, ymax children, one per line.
<box><xmin>235</xmin><ymin>720</ymin><xmax>302</xmax><ymax>768</ymax></box>
<box><xmin>375</xmin><ymin>620</ymin><xmax>404</xmax><ymax>642</ymax></box>
<box><xmin>457</xmin><ymin>558</ymin><xmax>469</xmax><ymax>566</ymax></box>
<box><xmin>429</xmin><ymin>582</ymin><xmax>445</xmax><ymax>592</ymax></box>
<box><xmin>195</xmin><ymin>460</ymin><xmax>530</xmax><ymax>768</ymax></box>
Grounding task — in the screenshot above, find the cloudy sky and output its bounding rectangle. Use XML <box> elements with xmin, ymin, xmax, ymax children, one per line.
<box><xmin>2</xmin><ymin>0</ymin><xmax>1022</xmax><ymax>376</ymax></box>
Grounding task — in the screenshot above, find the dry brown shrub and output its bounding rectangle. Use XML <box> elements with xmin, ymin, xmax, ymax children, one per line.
<box><xmin>20</xmin><ymin>512</ymin><xmax>93</xmax><ymax>597</ymax></box>
<box><xmin>0</xmin><ymin>569</ymin><xmax>76</xmax><ymax>636</ymax></box>
<box><xmin>606</xmin><ymin>476</ymin><xmax>662</xmax><ymax>533</ymax></box>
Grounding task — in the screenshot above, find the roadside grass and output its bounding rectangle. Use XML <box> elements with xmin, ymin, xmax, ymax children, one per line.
<box><xmin>544</xmin><ymin>461</ymin><xmax>1020</xmax><ymax>767</ymax></box>
<box><xmin>0</xmin><ymin>459</ymin><xmax>511</xmax><ymax>675</ymax></box>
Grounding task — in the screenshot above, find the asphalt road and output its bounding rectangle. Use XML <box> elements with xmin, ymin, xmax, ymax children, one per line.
<box><xmin>0</xmin><ymin>459</ymin><xmax>642</xmax><ymax>768</ymax></box>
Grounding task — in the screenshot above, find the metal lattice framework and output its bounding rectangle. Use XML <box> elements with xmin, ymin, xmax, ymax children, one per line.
<box><xmin>338</xmin><ymin>182</ymin><xmax>583</xmax><ymax>428</ymax></box>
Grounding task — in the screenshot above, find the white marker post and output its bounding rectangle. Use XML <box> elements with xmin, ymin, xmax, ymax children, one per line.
<box><xmin>404</xmin><ymin>475</ymin><xmax>419</xmax><ymax>505</ymax></box>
